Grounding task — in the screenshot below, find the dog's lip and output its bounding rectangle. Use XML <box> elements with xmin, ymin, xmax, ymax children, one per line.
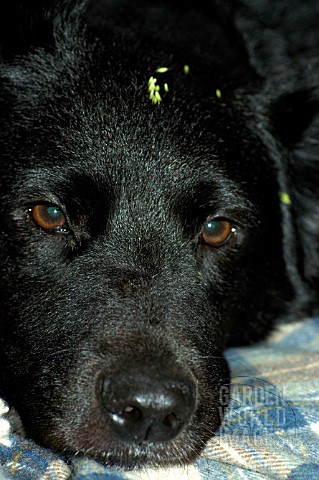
<box><xmin>56</xmin><ymin>415</ymin><xmax>210</xmax><ymax>469</ymax></box>
<box><xmin>68</xmin><ymin>400</ymin><xmax>222</xmax><ymax>469</ymax></box>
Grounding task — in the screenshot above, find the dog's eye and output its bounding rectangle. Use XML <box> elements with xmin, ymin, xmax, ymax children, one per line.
<box><xmin>201</xmin><ymin>219</ymin><xmax>235</xmax><ymax>247</ymax></box>
<box><xmin>31</xmin><ymin>204</ymin><xmax>66</xmax><ymax>231</ymax></box>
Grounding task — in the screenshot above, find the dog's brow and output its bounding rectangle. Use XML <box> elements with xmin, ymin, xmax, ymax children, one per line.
<box><xmin>173</xmin><ymin>178</ymin><xmax>254</xmax><ymax>216</ymax></box>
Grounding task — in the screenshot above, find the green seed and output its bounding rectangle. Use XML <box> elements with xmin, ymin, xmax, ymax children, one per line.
<box><xmin>216</xmin><ymin>89</ymin><xmax>222</xmax><ymax>99</ymax></box>
<box><xmin>183</xmin><ymin>65</ymin><xmax>190</xmax><ymax>74</ymax></box>
<box><xmin>156</xmin><ymin>67</ymin><xmax>169</xmax><ymax>73</ymax></box>
<box><xmin>148</xmin><ymin>77</ymin><xmax>157</xmax><ymax>90</ymax></box>
<box><xmin>280</xmin><ymin>192</ymin><xmax>292</xmax><ymax>205</ymax></box>
<box><xmin>164</xmin><ymin>83</ymin><xmax>169</xmax><ymax>92</ymax></box>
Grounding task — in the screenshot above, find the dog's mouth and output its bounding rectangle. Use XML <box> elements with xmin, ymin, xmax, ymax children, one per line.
<box><xmin>55</xmin><ymin>379</ymin><xmax>225</xmax><ymax>469</ymax></box>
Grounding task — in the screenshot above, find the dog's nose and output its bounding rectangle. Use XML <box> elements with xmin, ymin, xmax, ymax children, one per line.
<box><xmin>101</xmin><ymin>371</ymin><xmax>196</xmax><ymax>444</ymax></box>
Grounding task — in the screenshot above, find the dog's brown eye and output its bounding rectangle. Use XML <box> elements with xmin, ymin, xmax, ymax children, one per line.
<box><xmin>31</xmin><ymin>205</ymin><xmax>66</xmax><ymax>231</ymax></box>
<box><xmin>201</xmin><ymin>219</ymin><xmax>235</xmax><ymax>247</ymax></box>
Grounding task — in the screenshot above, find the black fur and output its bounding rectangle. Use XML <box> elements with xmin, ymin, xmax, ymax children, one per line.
<box><xmin>0</xmin><ymin>0</ymin><xmax>318</xmax><ymax>470</ymax></box>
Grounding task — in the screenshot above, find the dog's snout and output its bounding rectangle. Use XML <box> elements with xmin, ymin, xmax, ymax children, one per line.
<box><xmin>101</xmin><ymin>371</ymin><xmax>196</xmax><ymax>444</ymax></box>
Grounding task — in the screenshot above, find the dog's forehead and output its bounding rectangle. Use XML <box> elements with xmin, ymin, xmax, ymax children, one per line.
<box><xmin>17</xmin><ymin>147</ymin><xmax>234</xmax><ymax>205</ymax></box>
<box><xmin>1</xmin><ymin>35</ymin><xmax>267</xmax><ymax>196</ymax></box>
<box><xmin>8</xmin><ymin>89</ymin><xmax>261</xmax><ymax>215</ymax></box>
<box><xmin>1</xmin><ymin>47</ymin><xmax>271</xmax><ymax>209</ymax></box>
<box><xmin>9</xmin><ymin>95</ymin><xmax>225</xmax><ymax>191</ymax></box>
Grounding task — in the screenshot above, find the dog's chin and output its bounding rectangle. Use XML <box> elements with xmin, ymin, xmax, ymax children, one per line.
<box><xmin>37</xmin><ymin>403</ymin><xmax>223</xmax><ymax>470</ymax></box>
<box><xmin>50</xmin><ymin>429</ymin><xmax>210</xmax><ymax>470</ymax></box>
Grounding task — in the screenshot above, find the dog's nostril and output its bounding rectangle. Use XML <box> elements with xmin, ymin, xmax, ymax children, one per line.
<box><xmin>163</xmin><ymin>412</ymin><xmax>178</xmax><ymax>429</ymax></box>
<box><xmin>122</xmin><ymin>405</ymin><xmax>142</xmax><ymax>422</ymax></box>
<box><xmin>102</xmin><ymin>371</ymin><xmax>196</xmax><ymax>444</ymax></box>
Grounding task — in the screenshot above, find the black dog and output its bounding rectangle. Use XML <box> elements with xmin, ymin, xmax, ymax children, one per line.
<box><xmin>0</xmin><ymin>0</ymin><xmax>318</xmax><ymax>470</ymax></box>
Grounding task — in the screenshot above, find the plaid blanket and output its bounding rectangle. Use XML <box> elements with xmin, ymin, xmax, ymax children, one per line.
<box><xmin>1</xmin><ymin>317</ymin><xmax>319</xmax><ymax>480</ymax></box>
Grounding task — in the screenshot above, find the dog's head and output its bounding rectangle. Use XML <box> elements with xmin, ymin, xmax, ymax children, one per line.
<box><xmin>0</xmin><ymin>0</ymin><xmax>318</xmax><ymax>469</ymax></box>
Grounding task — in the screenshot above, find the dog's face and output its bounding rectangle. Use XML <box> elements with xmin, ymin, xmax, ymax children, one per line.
<box><xmin>0</xmin><ymin>0</ymin><xmax>318</xmax><ymax>470</ymax></box>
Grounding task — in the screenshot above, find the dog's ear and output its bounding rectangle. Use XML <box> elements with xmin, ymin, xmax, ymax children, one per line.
<box><xmin>269</xmin><ymin>89</ymin><xmax>319</xmax><ymax>308</ymax></box>
<box><xmin>235</xmin><ymin>1</ymin><xmax>319</xmax><ymax>310</ymax></box>
<box><xmin>273</xmin><ymin>91</ymin><xmax>319</xmax><ymax>284</ymax></box>
<box><xmin>0</xmin><ymin>0</ymin><xmax>88</xmax><ymax>57</ymax></box>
